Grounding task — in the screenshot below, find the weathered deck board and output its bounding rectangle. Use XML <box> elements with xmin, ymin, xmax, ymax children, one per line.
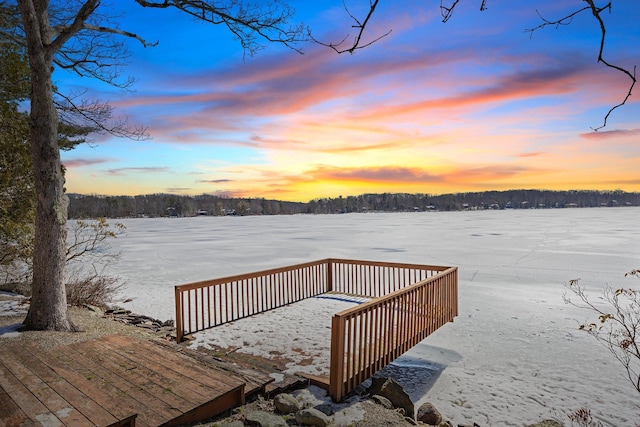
<box><xmin>3</xmin><ymin>344</ymin><xmax>115</xmax><ymax>427</ymax></box>
<box><xmin>0</xmin><ymin>334</ymin><xmax>265</xmax><ymax>427</ymax></box>
<box><xmin>0</xmin><ymin>378</ymin><xmax>35</xmax><ymax>427</ymax></box>
<box><xmin>26</xmin><ymin>345</ymin><xmax>152</xmax><ymax>427</ymax></box>
<box><xmin>149</xmin><ymin>338</ymin><xmax>273</xmax><ymax>398</ymax></box>
<box><xmin>99</xmin><ymin>335</ymin><xmax>244</xmax><ymax>395</ymax></box>
<box><xmin>47</xmin><ymin>344</ymin><xmax>164</xmax><ymax>427</ymax></box>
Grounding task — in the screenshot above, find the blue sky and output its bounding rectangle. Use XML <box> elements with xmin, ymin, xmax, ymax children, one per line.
<box><xmin>59</xmin><ymin>1</ymin><xmax>640</xmax><ymax>201</ymax></box>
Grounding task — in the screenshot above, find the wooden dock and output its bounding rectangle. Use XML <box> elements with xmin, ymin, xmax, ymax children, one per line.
<box><xmin>0</xmin><ymin>334</ymin><xmax>272</xmax><ymax>427</ymax></box>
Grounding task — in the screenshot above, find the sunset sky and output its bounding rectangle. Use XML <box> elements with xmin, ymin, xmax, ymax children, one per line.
<box><xmin>58</xmin><ymin>1</ymin><xmax>640</xmax><ymax>202</ymax></box>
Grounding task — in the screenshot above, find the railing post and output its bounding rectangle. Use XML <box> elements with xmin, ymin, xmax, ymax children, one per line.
<box><xmin>329</xmin><ymin>314</ymin><xmax>345</xmax><ymax>402</ymax></box>
<box><xmin>453</xmin><ymin>267</ymin><xmax>459</xmax><ymax>318</ymax></box>
<box><xmin>327</xmin><ymin>259</ymin><xmax>333</xmax><ymax>292</ymax></box>
<box><xmin>175</xmin><ymin>286</ymin><xmax>183</xmax><ymax>343</ymax></box>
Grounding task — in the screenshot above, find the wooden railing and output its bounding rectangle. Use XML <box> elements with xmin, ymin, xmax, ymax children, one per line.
<box><xmin>175</xmin><ymin>258</ymin><xmax>457</xmax><ymax>402</ymax></box>
<box><xmin>328</xmin><ymin>266</ymin><xmax>458</xmax><ymax>401</ymax></box>
<box><xmin>175</xmin><ymin>259</ymin><xmax>329</xmax><ymax>342</ymax></box>
<box><xmin>328</xmin><ymin>259</ymin><xmax>449</xmax><ymax>297</ymax></box>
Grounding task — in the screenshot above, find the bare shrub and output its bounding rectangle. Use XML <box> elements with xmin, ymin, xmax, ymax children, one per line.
<box><xmin>564</xmin><ymin>270</ymin><xmax>640</xmax><ymax>395</ymax></box>
<box><xmin>66</xmin><ymin>272</ymin><xmax>123</xmax><ymax>308</ymax></box>
<box><xmin>64</xmin><ymin>218</ymin><xmax>127</xmax><ymax>308</ymax></box>
<box><xmin>567</xmin><ymin>407</ymin><xmax>603</xmax><ymax>427</ymax></box>
<box><xmin>66</xmin><ymin>218</ymin><xmax>125</xmax><ymax>265</ymax></box>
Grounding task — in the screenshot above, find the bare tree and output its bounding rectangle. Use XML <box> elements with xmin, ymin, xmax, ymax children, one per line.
<box><xmin>10</xmin><ymin>0</ymin><xmax>309</xmax><ymax>331</ymax></box>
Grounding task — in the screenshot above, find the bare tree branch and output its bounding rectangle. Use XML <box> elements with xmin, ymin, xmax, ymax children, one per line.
<box><xmin>77</xmin><ymin>24</ymin><xmax>158</xmax><ymax>48</ymax></box>
<box><xmin>440</xmin><ymin>0</ymin><xmax>487</xmax><ymax>23</ymax></box>
<box><xmin>135</xmin><ymin>0</ymin><xmax>309</xmax><ymax>56</ymax></box>
<box><xmin>313</xmin><ymin>0</ymin><xmax>391</xmax><ymax>54</ymax></box>
<box><xmin>49</xmin><ymin>0</ymin><xmax>100</xmax><ymax>53</ymax></box>
<box><xmin>54</xmin><ymin>91</ymin><xmax>150</xmax><ymax>142</ymax></box>
<box><xmin>526</xmin><ymin>1</ymin><xmax>637</xmax><ymax>131</ymax></box>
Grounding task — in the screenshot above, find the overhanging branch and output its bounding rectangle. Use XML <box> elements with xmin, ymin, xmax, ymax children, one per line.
<box><xmin>526</xmin><ymin>1</ymin><xmax>636</xmax><ymax>130</ymax></box>
<box><xmin>135</xmin><ymin>0</ymin><xmax>308</xmax><ymax>56</ymax></box>
<box><xmin>312</xmin><ymin>0</ymin><xmax>391</xmax><ymax>54</ymax></box>
<box><xmin>440</xmin><ymin>0</ymin><xmax>487</xmax><ymax>23</ymax></box>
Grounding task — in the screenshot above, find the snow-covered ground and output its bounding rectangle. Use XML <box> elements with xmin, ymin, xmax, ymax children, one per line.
<box><xmin>6</xmin><ymin>208</ymin><xmax>638</xmax><ymax>425</ymax></box>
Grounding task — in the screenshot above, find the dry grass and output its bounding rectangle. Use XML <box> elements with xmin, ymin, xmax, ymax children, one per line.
<box><xmin>0</xmin><ymin>303</ymin><xmax>155</xmax><ymax>349</ymax></box>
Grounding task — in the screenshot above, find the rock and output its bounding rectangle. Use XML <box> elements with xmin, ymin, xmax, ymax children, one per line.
<box><xmin>273</xmin><ymin>393</ymin><xmax>300</xmax><ymax>414</ymax></box>
<box><xmin>313</xmin><ymin>403</ymin><xmax>335</xmax><ymax>416</ymax></box>
<box><xmin>368</xmin><ymin>377</ymin><xmax>415</xmax><ymax>418</ymax></box>
<box><xmin>405</xmin><ymin>416</ymin><xmax>418</xmax><ymax>425</ymax></box>
<box><xmin>416</xmin><ymin>402</ymin><xmax>442</xmax><ymax>425</ymax></box>
<box><xmin>244</xmin><ymin>410</ymin><xmax>288</xmax><ymax>427</ymax></box>
<box><xmin>106</xmin><ymin>307</ymin><xmax>131</xmax><ymax>315</ymax></box>
<box><xmin>527</xmin><ymin>421</ymin><xmax>564</xmax><ymax>427</ymax></box>
<box><xmin>83</xmin><ymin>304</ymin><xmax>103</xmax><ymax>316</ymax></box>
<box><xmin>295</xmin><ymin>407</ymin><xmax>331</xmax><ymax>426</ymax></box>
<box><xmin>102</xmin><ymin>307</ymin><xmax>176</xmax><ymax>338</ymax></box>
<box><xmin>224</xmin><ymin>422</ymin><xmax>244</xmax><ymax>427</ymax></box>
<box><xmin>371</xmin><ymin>394</ymin><xmax>394</xmax><ymax>409</ymax></box>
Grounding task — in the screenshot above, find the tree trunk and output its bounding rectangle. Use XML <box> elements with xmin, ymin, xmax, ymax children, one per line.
<box><xmin>19</xmin><ymin>0</ymin><xmax>76</xmax><ymax>331</ymax></box>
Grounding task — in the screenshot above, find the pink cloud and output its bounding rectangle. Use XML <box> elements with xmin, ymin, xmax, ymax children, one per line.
<box><xmin>579</xmin><ymin>128</ymin><xmax>640</xmax><ymax>140</ymax></box>
<box><xmin>518</xmin><ymin>152</ymin><xmax>546</xmax><ymax>158</ymax></box>
<box><xmin>63</xmin><ymin>158</ymin><xmax>114</xmax><ymax>168</ymax></box>
<box><xmin>313</xmin><ymin>166</ymin><xmax>444</xmax><ymax>183</ymax></box>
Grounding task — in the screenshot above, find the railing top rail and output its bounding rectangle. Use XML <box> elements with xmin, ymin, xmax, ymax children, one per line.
<box><xmin>175</xmin><ymin>258</ymin><xmax>330</xmax><ymax>292</ymax></box>
<box><xmin>327</xmin><ymin>258</ymin><xmax>450</xmax><ymax>272</ymax></box>
<box><xmin>175</xmin><ymin>258</ymin><xmax>453</xmax><ymax>293</ymax></box>
<box><xmin>332</xmin><ymin>266</ymin><xmax>458</xmax><ymax>318</ymax></box>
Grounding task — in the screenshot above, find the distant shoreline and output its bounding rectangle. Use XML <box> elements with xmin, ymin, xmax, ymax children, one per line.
<box><xmin>67</xmin><ymin>189</ymin><xmax>640</xmax><ymax>219</ymax></box>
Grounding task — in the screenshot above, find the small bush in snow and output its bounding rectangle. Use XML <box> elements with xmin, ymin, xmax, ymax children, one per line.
<box><xmin>565</xmin><ymin>270</ymin><xmax>640</xmax><ymax>396</ymax></box>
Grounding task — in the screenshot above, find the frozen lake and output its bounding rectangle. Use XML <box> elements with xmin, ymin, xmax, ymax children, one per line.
<box><xmin>101</xmin><ymin>208</ymin><xmax>639</xmax><ymax>425</ymax></box>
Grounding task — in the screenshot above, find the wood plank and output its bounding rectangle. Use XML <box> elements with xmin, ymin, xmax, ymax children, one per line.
<box><xmin>10</xmin><ymin>344</ymin><xmax>118</xmax><ymax>427</ymax></box>
<box><xmin>102</xmin><ymin>336</ymin><xmax>246</xmax><ymax>392</ymax></box>
<box><xmin>24</xmin><ymin>349</ymin><xmax>145</xmax><ymax>427</ymax></box>
<box><xmin>0</xmin><ymin>386</ymin><xmax>35</xmax><ymax>427</ymax></box>
<box><xmin>93</xmin><ymin>336</ymin><xmax>247</xmax><ymax>426</ymax></box>
<box><xmin>45</xmin><ymin>346</ymin><xmax>161</xmax><ymax>427</ymax></box>
<box><xmin>1</xmin><ymin>334</ymin><xmax>253</xmax><ymax>427</ymax></box>
<box><xmin>296</xmin><ymin>373</ymin><xmax>329</xmax><ymax>389</ymax></box>
<box><xmin>150</xmin><ymin>339</ymin><xmax>270</xmax><ymax>397</ymax></box>
<box><xmin>87</xmin><ymin>339</ymin><xmax>213</xmax><ymax>405</ymax></box>
<box><xmin>69</xmin><ymin>339</ymin><xmax>194</xmax><ymax>413</ymax></box>
<box><xmin>48</xmin><ymin>344</ymin><xmax>180</xmax><ymax>425</ymax></box>
<box><xmin>0</xmin><ymin>355</ymin><xmax>63</xmax><ymax>426</ymax></box>
<box><xmin>161</xmin><ymin>386</ymin><xmax>244</xmax><ymax>427</ymax></box>
<box><xmin>0</xmin><ymin>349</ymin><xmax>93</xmax><ymax>427</ymax></box>
<box><xmin>105</xmin><ymin>414</ymin><xmax>137</xmax><ymax>427</ymax></box>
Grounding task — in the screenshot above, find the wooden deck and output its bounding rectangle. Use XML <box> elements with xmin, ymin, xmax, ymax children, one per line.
<box><xmin>0</xmin><ymin>334</ymin><xmax>271</xmax><ymax>427</ymax></box>
<box><xmin>175</xmin><ymin>258</ymin><xmax>458</xmax><ymax>401</ymax></box>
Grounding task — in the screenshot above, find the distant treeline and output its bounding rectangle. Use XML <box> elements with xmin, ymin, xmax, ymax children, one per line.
<box><xmin>67</xmin><ymin>189</ymin><xmax>640</xmax><ymax>219</ymax></box>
